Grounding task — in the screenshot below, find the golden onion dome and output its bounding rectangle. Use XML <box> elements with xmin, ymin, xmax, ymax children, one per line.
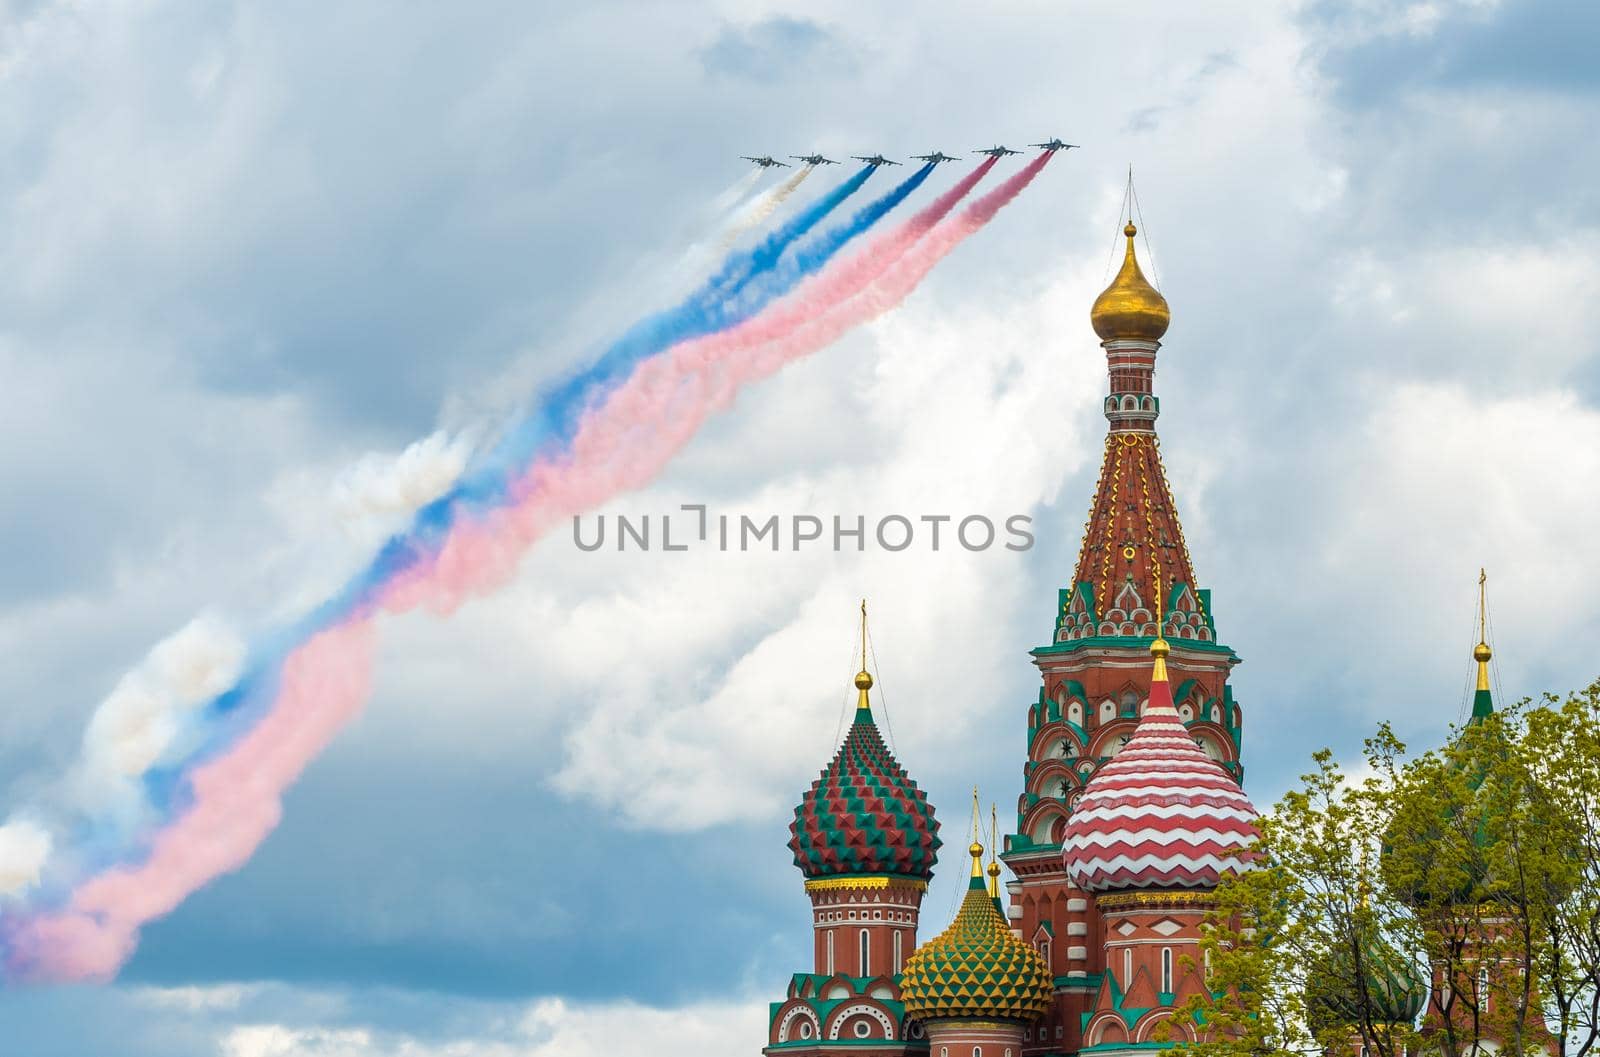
<box><xmin>1090</xmin><ymin>223</ymin><xmax>1170</xmax><ymax>342</ymax></box>
<box><xmin>900</xmin><ymin>841</ymin><xmax>1053</xmax><ymax>1024</ymax></box>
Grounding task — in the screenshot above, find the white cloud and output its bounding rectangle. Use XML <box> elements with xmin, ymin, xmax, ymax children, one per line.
<box><xmin>135</xmin><ymin>983</ymin><xmax>260</xmax><ymax>1013</ymax></box>
<box><xmin>216</xmin><ymin>996</ymin><xmax>764</xmax><ymax>1057</ymax></box>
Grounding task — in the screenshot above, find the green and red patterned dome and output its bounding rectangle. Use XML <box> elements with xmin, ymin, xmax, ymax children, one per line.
<box><xmin>900</xmin><ymin>840</ymin><xmax>1054</xmax><ymax>1023</ymax></box>
<box><xmin>1305</xmin><ymin>933</ymin><xmax>1426</xmax><ymax>1030</ymax></box>
<box><xmin>788</xmin><ymin>667</ymin><xmax>941</xmax><ymax>881</ymax></box>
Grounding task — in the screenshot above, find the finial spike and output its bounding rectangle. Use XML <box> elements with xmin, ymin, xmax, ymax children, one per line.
<box><xmin>860</xmin><ymin>598</ymin><xmax>868</xmax><ymax>672</ymax></box>
<box><xmin>969</xmin><ymin>787</ymin><xmax>984</xmax><ymax>880</ymax></box>
<box><xmin>852</xmin><ymin>600</ymin><xmax>874</xmax><ymax>712</ymax></box>
<box><xmin>1473</xmin><ymin>570</ymin><xmax>1493</xmax><ymax>694</ymax></box>
<box><xmin>1150</xmin><ymin>635</ymin><xmax>1170</xmax><ymax>683</ymax></box>
<box><xmin>987</xmin><ymin>803</ymin><xmax>1002</xmax><ymax>897</ymax></box>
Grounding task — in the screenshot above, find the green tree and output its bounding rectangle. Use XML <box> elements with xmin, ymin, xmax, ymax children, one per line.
<box><xmin>1170</xmin><ymin>681</ymin><xmax>1600</xmax><ymax>1057</ymax></box>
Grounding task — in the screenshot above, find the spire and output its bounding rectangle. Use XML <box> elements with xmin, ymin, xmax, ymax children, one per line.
<box><xmin>854</xmin><ymin>598</ymin><xmax>874</xmax><ymax>717</ymax></box>
<box><xmin>987</xmin><ymin>802</ymin><xmax>1002</xmax><ymax>898</ymax></box>
<box><xmin>1470</xmin><ymin>569</ymin><xmax>1495</xmax><ymax>722</ymax></box>
<box><xmin>969</xmin><ymin>787</ymin><xmax>985</xmax><ymax>888</ymax></box>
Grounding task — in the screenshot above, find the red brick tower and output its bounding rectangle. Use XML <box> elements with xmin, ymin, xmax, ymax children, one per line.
<box><xmin>1001</xmin><ymin>223</ymin><xmax>1246</xmax><ymax>1055</ymax></box>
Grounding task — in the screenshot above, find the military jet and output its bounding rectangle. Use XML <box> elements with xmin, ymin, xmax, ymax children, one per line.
<box><xmin>1032</xmin><ymin>138</ymin><xmax>1079</xmax><ymax>152</ymax></box>
<box><xmin>741</xmin><ymin>155</ymin><xmax>790</xmax><ymax>168</ymax></box>
<box><xmin>790</xmin><ymin>153</ymin><xmax>840</xmax><ymax>166</ymax></box>
<box><xmin>911</xmin><ymin>151</ymin><xmax>960</xmax><ymax>164</ymax></box>
<box><xmin>851</xmin><ymin>154</ymin><xmax>901</xmax><ymax>167</ymax></box>
<box><xmin>974</xmin><ymin>145</ymin><xmax>1021</xmax><ymax>157</ymax></box>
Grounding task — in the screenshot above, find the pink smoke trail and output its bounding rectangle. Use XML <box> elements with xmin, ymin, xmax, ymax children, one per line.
<box><xmin>388</xmin><ymin>153</ymin><xmax>1049</xmax><ymax>614</ymax></box>
<box><xmin>8</xmin><ymin>155</ymin><xmax>1047</xmax><ymax>983</ymax></box>
<box><xmin>10</xmin><ymin>621</ymin><xmax>377</xmax><ymax>982</ymax></box>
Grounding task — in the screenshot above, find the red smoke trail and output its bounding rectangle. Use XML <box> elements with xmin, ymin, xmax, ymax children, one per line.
<box><xmin>11</xmin><ymin>621</ymin><xmax>377</xmax><ymax>982</ymax></box>
<box><xmin>389</xmin><ymin>153</ymin><xmax>1047</xmax><ymax>614</ymax></box>
<box><xmin>6</xmin><ymin>154</ymin><xmax>1047</xmax><ymax>983</ymax></box>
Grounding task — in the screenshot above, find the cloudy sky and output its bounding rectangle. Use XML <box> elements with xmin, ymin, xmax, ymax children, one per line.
<box><xmin>2</xmin><ymin>0</ymin><xmax>1598</xmax><ymax>1052</ymax></box>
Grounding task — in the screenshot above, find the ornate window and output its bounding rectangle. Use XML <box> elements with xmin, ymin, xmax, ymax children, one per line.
<box><xmin>894</xmin><ymin>931</ymin><xmax>904</xmax><ymax>972</ymax></box>
<box><xmin>860</xmin><ymin>929</ymin><xmax>871</xmax><ymax>976</ymax></box>
<box><xmin>1161</xmin><ymin>947</ymin><xmax>1173</xmax><ymax>992</ymax></box>
<box><xmin>827</xmin><ymin>931</ymin><xmax>835</xmax><ymax>974</ymax></box>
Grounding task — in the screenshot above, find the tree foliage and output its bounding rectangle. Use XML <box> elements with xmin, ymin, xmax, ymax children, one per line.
<box><xmin>1169</xmin><ymin>680</ymin><xmax>1600</xmax><ymax>1057</ymax></box>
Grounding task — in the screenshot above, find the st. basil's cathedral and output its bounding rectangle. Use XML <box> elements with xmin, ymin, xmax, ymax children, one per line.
<box><xmin>759</xmin><ymin>223</ymin><xmax>1519</xmax><ymax>1057</ymax></box>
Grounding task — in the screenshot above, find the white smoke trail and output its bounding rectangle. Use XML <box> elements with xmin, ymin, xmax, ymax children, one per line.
<box><xmin>0</xmin><ymin>434</ymin><xmax>469</xmax><ymax>898</ymax></box>
<box><xmin>719</xmin><ymin>164</ymin><xmax>813</xmax><ymax>248</ymax></box>
<box><xmin>0</xmin><ymin>615</ymin><xmax>247</xmax><ymax>896</ymax></box>
<box><xmin>332</xmin><ymin>430</ymin><xmax>471</xmax><ymax>535</ymax></box>
<box><xmin>0</xmin><ymin>820</ymin><xmax>51</xmax><ymax>896</ymax></box>
<box><xmin>707</xmin><ymin>168</ymin><xmax>764</xmax><ymax>216</ymax></box>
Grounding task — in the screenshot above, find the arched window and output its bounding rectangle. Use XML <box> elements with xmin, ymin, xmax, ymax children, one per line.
<box><xmin>894</xmin><ymin>930</ymin><xmax>904</xmax><ymax>972</ymax></box>
<box><xmin>1478</xmin><ymin>965</ymin><xmax>1490</xmax><ymax>1008</ymax></box>
<box><xmin>1039</xmin><ymin>939</ymin><xmax>1051</xmax><ymax>968</ymax></box>
<box><xmin>1123</xmin><ymin>948</ymin><xmax>1132</xmax><ymax>987</ymax></box>
<box><xmin>973</xmin><ymin>1047</ymin><xmax>982</xmax><ymax>1057</ymax></box>
<box><xmin>827</xmin><ymin>931</ymin><xmax>835</xmax><ymax>975</ymax></box>
<box><xmin>860</xmin><ymin>929</ymin><xmax>871</xmax><ymax>976</ymax></box>
<box><xmin>1161</xmin><ymin>947</ymin><xmax>1174</xmax><ymax>992</ymax></box>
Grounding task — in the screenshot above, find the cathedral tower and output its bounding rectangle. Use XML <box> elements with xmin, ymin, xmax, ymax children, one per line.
<box><xmin>1002</xmin><ymin>222</ymin><xmax>1245</xmax><ymax>1054</ymax></box>
<box><xmin>764</xmin><ymin>605</ymin><xmax>942</xmax><ymax>1055</ymax></box>
<box><xmin>1059</xmin><ymin>637</ymin><xmax>1260</xmax><ymax>1054</ymax></box>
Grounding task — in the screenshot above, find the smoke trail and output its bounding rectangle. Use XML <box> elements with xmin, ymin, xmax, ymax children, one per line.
<box><xmin>708</xmin><ymin>167</ymin><xmax>766</xmax><ymax>217</ymax></box>
<box><xmin>7</xmin><ymin>621</ymin><xmax>377</xmax><ymax>982</ymax></box>
<box><xmin>718</xmin><ymin>164</ymin><xmax>812</xmax><ymax>248</ymax></box>
<box><xmin>0</xmin><ymin>158</ymin><xmax>1046</xmax><ymax>983</ymax></box>
<box><xmin>3</xmin><ymin>166</ymin><xmax>887</xmax><ymax>888</ymax></box>
<box><xmin>385</xmin><ymin>156</ymin><xmax>1054</xmax><ymax>611</ymax></box>
<box><xmin>463</xmin><ymin>165</ymin><xmax>873</xmax><ymax>496</ymax></box>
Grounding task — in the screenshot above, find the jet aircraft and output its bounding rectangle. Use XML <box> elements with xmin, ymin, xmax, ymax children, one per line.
<box><xmin>1032</xmin><ymin>138</ymin><xmax>1079</xmax><ymax>152</ymax></box>
<box><xmin>851</xmin><ymin>154</ymin><xmax>901</xmax><ymax>167</ymax></box>
<box><xmin>790</xmin><ymin>153</ymin><xmax>839</xmax><ymax>166</ymax></box>
<box><xmin>974</xmin><ymin>145</ymin><xmax>1021</xmax><ymax>157</ymax></box>
<box><xmin>741</xmin><ymin>155</ymin><xmax>790</xmax><ymax>168</ymax></box>
<box><xmin>911</xmin><ymin>151</ymin><xmax>959</xmax><ymax>164</ymax></box>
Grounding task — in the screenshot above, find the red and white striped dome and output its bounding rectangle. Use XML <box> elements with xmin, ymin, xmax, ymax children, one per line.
<box><xmin>1061</xmin><ymin>640</ymin><xmax>1260</xmax><ymax>892</ymax></box>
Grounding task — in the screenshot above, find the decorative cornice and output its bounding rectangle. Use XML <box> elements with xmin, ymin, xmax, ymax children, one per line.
<box><xmin>1095</xmin><ymin>890</ymin><xmax>1216</xmax><ymax>910</ymax></box>
<box><xmin>805</xmin><ymin>875</ymin><xmax>929</xmax><ymax>893</ymax></box>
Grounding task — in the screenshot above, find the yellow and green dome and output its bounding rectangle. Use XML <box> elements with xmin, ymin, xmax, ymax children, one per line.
<box><xmin>900</xmin><ymin>841</ymin><xmax>1053</xmax><ymax>1024</ymax></box>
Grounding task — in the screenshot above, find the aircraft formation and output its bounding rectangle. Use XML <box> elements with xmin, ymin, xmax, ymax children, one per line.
<box><xmin>743</xmin><ymin>139</ymin><xmax>1077</xmax><ymax>169</ymax></box>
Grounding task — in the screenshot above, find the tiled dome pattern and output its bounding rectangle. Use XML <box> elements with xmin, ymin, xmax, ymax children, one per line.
<box><xmin>900</xmin><ymin>875</ymin><xmax>1053</xmax><ymax>1023</ymax></box>
<box><xmin>1061</xmin><ymin>646</ymin><xmax>1259</xmax><ymax>891</ymax></box>
<box><xmin>789</xmin><ymin>709</ymin><xmax>941</xmax><ymax>880</ymax></box>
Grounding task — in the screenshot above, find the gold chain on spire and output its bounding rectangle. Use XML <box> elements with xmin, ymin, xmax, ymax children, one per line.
<box><xmin>853</xmin><ymin>599</ymin><xmax>874</xmax><ymax>709</ymax></box>
<box><xmin>1474</xmin><ymin>569</ymin><xmax>1492</xmax><ymax>692</ymax></box>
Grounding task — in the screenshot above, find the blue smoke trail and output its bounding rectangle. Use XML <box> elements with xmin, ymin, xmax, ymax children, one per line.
<box><xmin>113</xmin><ymin>163</ymin><xmax>939</xmax><ymax>838</ymax></box>
<box><xmin>3</xmin><ymin>158</ymin><xmax>951</xmax><ymax>955</ymax></box>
